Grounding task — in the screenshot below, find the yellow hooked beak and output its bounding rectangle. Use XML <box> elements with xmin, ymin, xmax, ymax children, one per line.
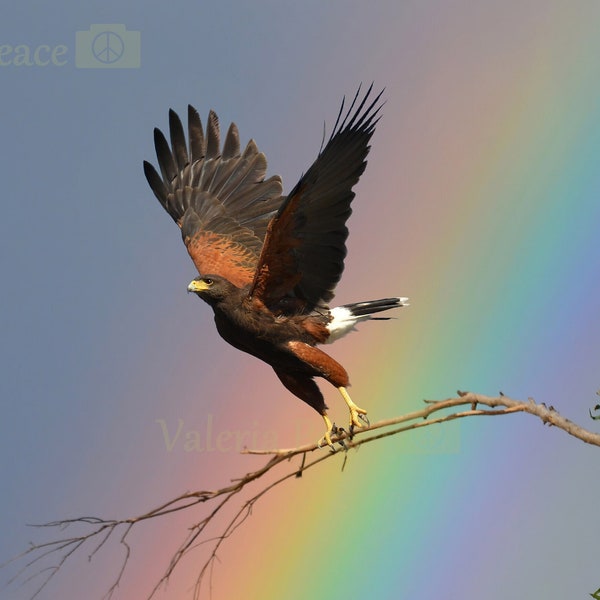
<box><xmin>187</xmin><ymin>279</ymin><xmax>211</xmax><ymax>293</ymax></box>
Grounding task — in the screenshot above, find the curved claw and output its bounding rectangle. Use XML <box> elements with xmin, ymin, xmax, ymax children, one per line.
<box><xmin>338</xmin><ymin>387</ymin><xmax>369</xmax><ymax>431</ymax></box>
<box><xmin>335</xmin><ymin>428</ymin><xmax>348</xmax><ymax>450</ymax></box>
<box><xmin>348</xmin><ymin>402</ymin><xmax>368</xmax><ymax>429</ymax></box>
<box><xmin>358</xmin><ymin>412</ymin><xmax>370</xmax><ymax>426</ymax></box>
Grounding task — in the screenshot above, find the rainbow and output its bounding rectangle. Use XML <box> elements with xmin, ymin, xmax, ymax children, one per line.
<box><xmin>59</xmin><ymin>5</ymin><xmax>600</xmax><ymax>598</ymax></box>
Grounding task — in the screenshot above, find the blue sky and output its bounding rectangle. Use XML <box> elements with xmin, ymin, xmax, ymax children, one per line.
<box><xmin>2</xmin><ymin>2</ymin><xmax>600</xmax><ymax>599</ymax></box>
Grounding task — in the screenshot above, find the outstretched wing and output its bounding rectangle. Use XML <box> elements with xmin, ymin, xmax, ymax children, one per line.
<box><xmin>143</xmin><ymin>106</ymin><xmax>284</xmax><ymax>288</ymax></box>
<box><xmin>250</xmin><ymin>84</ymin><xmax>383</xmax><ymax>310</ymax></box>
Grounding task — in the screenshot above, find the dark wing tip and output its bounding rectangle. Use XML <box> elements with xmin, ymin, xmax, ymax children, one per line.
<box><xmin>168</xmin><ymin>108</ymin><xmax>189</xmax><ymax>171</ymax></box>
<box><xmin>187</xmin><ymin>104</ymin><xmax>205</xmax><ymax>161</ymax></box>
<box><xmin>329</xmin><ymin>83</ymin><xmax>385</xmax><ymax>142</ymax></box>
<box><xmin>222</xmin><ymin>122</ymin><xmax>241</xmax><ymax>159</ymax></box>
<box><xmin>143</xmin><ymin>159</ymin><xmax>169</xmax><ymax>211</ymax></box>
<box><xmin>206</xmin><ymin>109</ymin><xmax>221</xmax><ymax>159</ymax></box>
<box><xmin>256</xmin><ymin>83</ymin><xmax>386</xmax><ymax>309</ymax></box>
<box><xmin>152</xmin><ymin>126</ymin><xmax>177</xmax><ymax>186</ymax></box>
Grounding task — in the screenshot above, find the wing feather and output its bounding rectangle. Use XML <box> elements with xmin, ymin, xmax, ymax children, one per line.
<box><xmin>250</xmin><ymin>84</ymin><xmax>383</xmax><ymax>310</ymax></box>
<box><xmin>188</xmin><ymin>105</ymin><xmax>205</xmax><ymax>161</ymax></box>
<box><xmin>222</xmin><ymin>123</ymin><xmax>240</xmax><ymax>160</ymax></box>
<box><xmin>168</xmin><ymin>109</ymin><xmax>188</xmax><ymax>171</ymax></box>
<box><xmin>144</xmin><ymin>105</ymin><xmax>283</xmax><ymax>286</ymax></box>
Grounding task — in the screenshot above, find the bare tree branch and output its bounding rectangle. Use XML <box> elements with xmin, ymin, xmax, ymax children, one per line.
<box><xmin>3</xmin><ymin>391</ymin><xmax>599</xmax><ymax>599</ymax></box>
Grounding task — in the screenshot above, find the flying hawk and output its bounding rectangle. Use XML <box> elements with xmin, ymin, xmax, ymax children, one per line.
<box><xmin>143</xmin><ymin>85</ymin><xmax>408</xmax><ymax>446</ymax></box>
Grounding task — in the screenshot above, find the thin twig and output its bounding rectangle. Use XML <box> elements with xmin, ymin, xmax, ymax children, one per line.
<box><xmin>3</xmin><ymin>392</ymin><xmax>598</xmax><ymax>600</ymax></box>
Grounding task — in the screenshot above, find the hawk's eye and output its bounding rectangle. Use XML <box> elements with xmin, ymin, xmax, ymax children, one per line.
<box><xmin>202</xmin><ymin>278</ymin><xmax>214</xmax><ymax>286</ymax></box>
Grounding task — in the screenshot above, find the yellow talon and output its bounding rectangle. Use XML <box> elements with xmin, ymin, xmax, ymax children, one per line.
<box><xmin>338</xmin><ymin>386</ymin><xmax>368</xmax><ymax>429</ymax></box>
<box><xmin>317</xmin><ymin>391</ymin><xmax>368</xmax><ymax>448</ymax></box>
<box><xmin>317</xmin><ymin>413</ymin><xmax>335</xmax><ymax>448</ymax></box>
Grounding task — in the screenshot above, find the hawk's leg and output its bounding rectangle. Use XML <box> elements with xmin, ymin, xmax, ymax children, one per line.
<box><xmin>274</xmin><ymin>368</ymin><xmax>340</xmax><ymax>448</ymax></box>
<box><xmin>317</xmin><ymin>413</ymin><xmax>336</xmax><ymax>448</ymax></box>
<box><xmin>338</xmin><ymin>386</ymin><xmax>369</xmax><ymax>432</ymax></box>
<box><xmin>279</xmin><ymin>343</ymin><xmax>370</xmax><ymax>444</ymax></box>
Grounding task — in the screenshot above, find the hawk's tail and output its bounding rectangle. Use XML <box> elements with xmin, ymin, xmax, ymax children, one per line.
<box><xmin>325</xmin><ymin>297</ymin><xmax>409</xmax><ymax>343</ymax></box>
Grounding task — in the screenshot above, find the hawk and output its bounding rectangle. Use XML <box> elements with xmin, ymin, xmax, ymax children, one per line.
<box><xmin>143</xmin><ymin>85</ymin><xmax>408</xmax><ymax>446</ymax></box>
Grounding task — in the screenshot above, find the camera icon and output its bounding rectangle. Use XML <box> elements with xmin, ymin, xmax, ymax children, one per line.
<box><xmin>75</xmin><ymin>24</ymin><xmax>140</xmax><ymax>69</ymax></box>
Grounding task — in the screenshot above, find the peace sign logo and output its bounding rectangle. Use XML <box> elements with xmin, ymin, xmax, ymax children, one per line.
<box><xmin>91</xmin><ymin>30</ymin><xmax>125</xmax><ymax>64</ymax></box>
<box><xmin>75</xmin><ymin>24</ymin><xmax>141</xmax><ymax>69</ymax></box>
